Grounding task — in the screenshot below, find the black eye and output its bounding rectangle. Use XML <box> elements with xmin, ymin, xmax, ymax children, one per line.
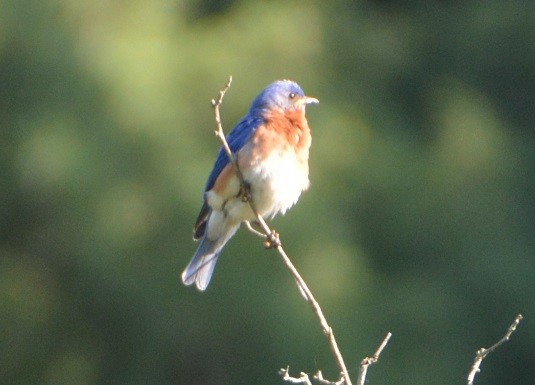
<box><xmin>288</xmin><ymin>92</ymin><xmax>296</xmax><ymax>99</ymax></box>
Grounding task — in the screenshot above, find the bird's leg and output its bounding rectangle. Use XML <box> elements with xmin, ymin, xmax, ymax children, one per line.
<box><xmin>264</xmin><ymin>229</ymin><xmax>281</xmax><ymax>249</ymax></box>
<box><xmin>248</xmin><ymin>220</ymin><xmax>264</xmax><ymax>232</ymax></box>
<box><xmin>244</xmin><ymin>221</ymin><xmax>265</xmax><ymax>238</ymax></box>
<box><xmin>244</xmin><ymin>221</ymin><xmax>280</xmax><ymax>249</ymax></box>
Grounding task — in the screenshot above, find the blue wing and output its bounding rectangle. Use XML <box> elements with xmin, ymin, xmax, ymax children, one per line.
<box><xmin>193</xmin><ymin>113</ymin><xmax>264</xmax><ymax>239</ymax></box>
<box><xmin>204</xmin><ymin>114</ymin><xmax>264</xmax><ymax>192</ymax></box>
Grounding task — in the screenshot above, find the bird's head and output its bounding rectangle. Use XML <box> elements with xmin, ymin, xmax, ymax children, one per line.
<box><xmin>250</xmin><ymin>80</ymin><xmax>318</xmax><ymax>115</ymax></box>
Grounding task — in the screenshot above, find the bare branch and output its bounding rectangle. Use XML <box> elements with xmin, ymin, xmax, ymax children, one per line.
<box><xmin>279</xmin><ymin>367</ymin><xmax>313</xmax><ymax>385</ymax></box>
<box><xmin>211</xmin><ymin>76</ymin><xmax>244</xmax><ymax>183</ymax></box>
<box><xmin>211</xmin><ymin>78</ymin><xmax>352</xmax><ymax>385</ymax></box>
<box><xmin>313</xmin><ymin>370</ymin><xmax>344</xmax><ymax>385</ymax></box>
<box><xmin>467</xmin><ymin>314</ymin><xmax>523</xmax><ymax>385</ymax></box>
<box><xmin>357</xmin><ymin>332</ymin><xmax>392</xmax><ymax>385</ymax></box>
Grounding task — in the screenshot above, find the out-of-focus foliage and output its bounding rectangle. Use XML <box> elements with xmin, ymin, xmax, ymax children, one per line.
<box><xmin>1</xmin><ymin>0</ymin><xmax>534</xmax><ymax>384</ymax></box>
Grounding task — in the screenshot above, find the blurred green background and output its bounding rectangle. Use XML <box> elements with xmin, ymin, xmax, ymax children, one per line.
<box><xmin>1</xmin><ymin>0</ymin><xmax>534</xmax><ymax>384</ymax></box>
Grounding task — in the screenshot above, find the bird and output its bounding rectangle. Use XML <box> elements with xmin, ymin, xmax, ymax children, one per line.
<box><xmin>182</xmin><ymin>80</ymin><xmax>318</xmax><ymax>291</ymax></box>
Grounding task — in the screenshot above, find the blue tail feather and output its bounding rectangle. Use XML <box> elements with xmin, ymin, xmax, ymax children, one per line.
<box><xmin>181</xmin><ymin>225</ymin><xmax>238</xmax><ymax>291</ymax></box>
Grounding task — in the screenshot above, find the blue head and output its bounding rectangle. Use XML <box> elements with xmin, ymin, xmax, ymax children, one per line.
<box><xmin>250</xmin><ymin>80</ymin><xmax>318</xmax><ymax>115</ymax></box>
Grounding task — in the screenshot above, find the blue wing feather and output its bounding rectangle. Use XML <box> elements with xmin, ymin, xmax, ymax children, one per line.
<box><xmin>204</xmin><ymin>114</ymin><xmax>264</xmax><ymax>192</ymax></box>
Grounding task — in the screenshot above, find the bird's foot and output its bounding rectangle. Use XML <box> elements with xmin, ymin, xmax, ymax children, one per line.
<box><xmin>264</xmin><ymin>230</ymin><xmax>281</xmax><ymax>249</ymax></box>
<box><xmin>238</xmin><ymin>181</ymin><xmax>252</xmax><ymax>202</ymax></box>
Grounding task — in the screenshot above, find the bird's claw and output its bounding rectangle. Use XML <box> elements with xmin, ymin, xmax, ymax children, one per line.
<box><xmin>264</xmin><ymin>230</ymin><xmax>281</xmax><ymax>249</ymax></box>
<box><xmin>238</xmin><ymin>181</ymin><xmax>252</xmax><ymax>202</ymax></box>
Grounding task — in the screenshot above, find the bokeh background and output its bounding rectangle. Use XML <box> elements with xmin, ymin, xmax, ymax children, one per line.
<box><xmin>1</xmin><ymin>1</ymin><xmax>534</xmax><ymax>384</ymax></box>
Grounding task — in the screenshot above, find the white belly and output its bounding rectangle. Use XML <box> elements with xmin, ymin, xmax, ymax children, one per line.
<box><xmin>244</xmin><ymin>150</ymin><xmax>309</xmax><ymax>218</ymax></box>
<box><xmin>206</xmin><ymin>150</ymin><xmax>309</xmax><ymax>229</ymax></box>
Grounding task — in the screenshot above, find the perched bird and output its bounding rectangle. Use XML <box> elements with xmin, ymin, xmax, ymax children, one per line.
<box><xmin>182</xmin><ymin>80</ymin><xmax>318</xmax><ymax>291</ymax></box>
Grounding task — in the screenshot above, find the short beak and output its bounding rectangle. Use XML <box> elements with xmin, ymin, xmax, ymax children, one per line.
<box><xmin>296</xmin><ymin>95</ymin><xmax>319</xmax><ymax>106</ymax></box>
<box><xmin>303</xmin><ymin>96</ymin><xmax>319</xmax><ymax>105</ymax></box>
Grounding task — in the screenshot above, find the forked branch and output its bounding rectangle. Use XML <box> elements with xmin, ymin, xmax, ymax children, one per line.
<box><xmin>357</xmin><ymin>333</ymin><xmax>392</xmax><ymax>385</ymax></box>
<box><xmin>210</xmin><ymin>77</ymin><xmax>352</xmax><ymax>385</ymax></box>
<box><xmin>209</xmin><ymin>78</ymin><xmax>523</xmax><ymax>385</ymax></box>
<box><xmin>467</xmin><ymin>314</ymin><xmax>523</xmax><ymax>385</ymax></box>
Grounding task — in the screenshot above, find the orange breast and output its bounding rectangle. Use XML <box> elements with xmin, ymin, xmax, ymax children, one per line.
<box><xmin>253</xmin><ymin>108</ymin><xmax>312</xmax><ymax>160</ymax></box>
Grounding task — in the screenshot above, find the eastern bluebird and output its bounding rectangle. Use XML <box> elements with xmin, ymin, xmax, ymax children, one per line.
<box><xmin>182</xmin><ymin>80</ymin><xmax>318</xmax><ymax>291</ymax></box>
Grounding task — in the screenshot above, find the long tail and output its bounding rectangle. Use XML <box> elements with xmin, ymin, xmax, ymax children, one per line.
<box><xmin>181</xmin><ymin>225</ymin><xmax>238</xmax><ymax>291</ymax></box>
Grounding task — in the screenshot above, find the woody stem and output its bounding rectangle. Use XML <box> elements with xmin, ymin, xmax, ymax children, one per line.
<box><xmin>210</xmin><ymin>76</ymin><xmax>353</xmax><ymax>385</ymax></box>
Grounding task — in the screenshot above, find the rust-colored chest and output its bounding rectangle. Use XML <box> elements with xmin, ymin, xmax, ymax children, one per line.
<box><xmin>252</xmin><ymin>108</ymin><xmax>312</xmax><ymax>159</ymax></box>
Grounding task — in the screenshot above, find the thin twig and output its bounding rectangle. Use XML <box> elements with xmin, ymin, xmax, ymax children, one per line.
<box><xmin>279</xmin><ymin>367</ymin><xmax>313</xmax><ymax>385</ymax></box>
<box><xmin>314</xmin><ymin>370</ymin><xmax>344</xmax><ymax>385</ymax></box>
<box><xmin>211</xmin><ymin>77</ymin><xmax>352</xmax><ymax>385</ymax></box>
<box><xmin>273</xmin><ymin>244</ymin><xmax>351</xmax><ymax>385</ymax></box>
<box><xmin>356</xmin><ymin>332</ymin><xmax>392</xmax><ymax>385</ymax></box>
<box><xmin>467</xmin><ymin>314</ymin><xmax>523</xmax><ymax>385</ymax></box>
<box><xmin>211</xmin><ymin>76</ymin><xmax>236</xmax><ymax>166</ymax></box>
